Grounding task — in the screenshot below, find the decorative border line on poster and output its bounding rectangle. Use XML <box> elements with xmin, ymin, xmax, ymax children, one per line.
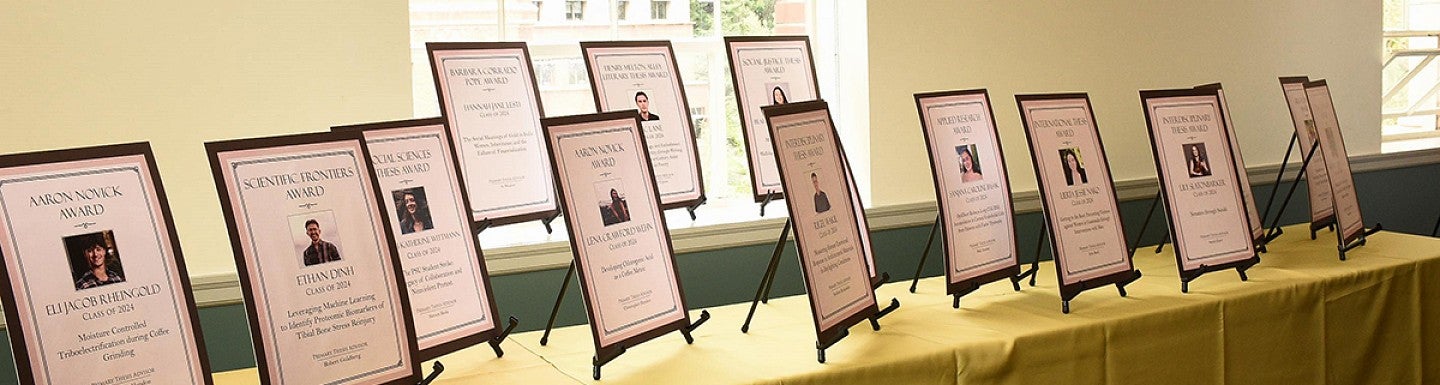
<box><xmin>554</xmin><ymin>125</ymin><xmax>680</xmax><ymax>336</ymax></box>
<box><xmin>735</xmin><ymin>46</ymin><xmax>810</xmax><ymax>195</ymax></box>
<box><xmin>924</xmin><ymin>100</ymin><xmax>1013</xmax><ymax>275</ymax></box>
<box><xmin>440</xmin><ymin>55</ymin><xmax>554</xmax><ymax>217</ymax></box>
<box><xmin>364</xmin><ymin>132</ymin><xmax>491</xmax><ymax>338</ymax></box>
<box><xmin>230</xmin><ymin>150</ymin><xmax>405</xmax><ymax>381</ymax></box>
<box><xmin>1027</xmin><ymin>105</ymin><xmax>1129</xmax><ymax>277</ymax></box>
<box><xmin>1151</xmin><ymin>102</ymin><xmax>1252</xmax><ymax>264</ymax></box>
<box><xmin>0</xmin><ymin>165</ymin><xmax>198</xmax><ymax>382</ymax></box>
<box><xmin>588</xmin><ymin>51</ymin><xmax>699</xmax><ymax>199</ymax></box>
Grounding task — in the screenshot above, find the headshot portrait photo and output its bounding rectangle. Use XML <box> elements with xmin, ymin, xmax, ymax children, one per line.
<box><xmin>1183</xmin><ymin>142</ymin><xmax>1213</xmax><ymax>178</ymax></box>
<box><xmin>392</xmin><ymin>187</ymin><xmax>434</xmax><ymax>235</ymax></box>
<box><xmin>811</xmin><ymin>172</ymin><xmax>831</xmax><ymax>214</ymax></box>
<box><xmin>955</xmin><ymin>144</ymin><xmax>984</xmax><ymax>183</ymax></box>
<box><xmin>291</xmin><ymin>211</ymin><xmax>342</xmax><ymax>267</ymax></box>
<box><xmin>1059</xmin><ymin>148</ymin><xmax>1089</xmax><ymax>186</ymax></box>
<box><xmin>634</xmin><ymin>90</ymin><xmax>661</xmax><ymax>121</ymax></box>
<box><xmin>766</xmin><ymin>82</ymin><xmax>791</xmax><ymax>106</ymax></box>
<box><xmin>595</xmin><ymin>180</ymin><xmax>631</xmax><ymax>226</ymax></box>
<box><xmin>65</xmin><ymin>230</ymin><xmax>126</xmax><ymax>291</ymax></box>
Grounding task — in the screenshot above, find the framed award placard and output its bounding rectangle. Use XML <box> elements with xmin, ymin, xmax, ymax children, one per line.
<box><xmin>540</xmin><ymin>111</ymin><xmax>703</xmax><ymax>376</ymax></box>
<box><xmin>1303</xmin><ymin>80</ymin><xmax>1369</xmax><ymax>248</ymax></box>
<box><xmin>724</xmin><ymin>35</ymin><xmax>879</xmax><ymax>282</ymax></box>
<box><xmin>761</xmin><ymin>100</ymin><xmax>884</xmax><ymax>351</ymax></box>
<box><xmin>0</xmin><ymin>143</ymin><xmax>212</xmax><ymax>385</ymax></box>
<box><xmin>428</xmin><ymin>42</ymin><xmax>559</xmax><ymax>227</ymax></box>
<box><xmin>333</xmin><ymin>118</ymin><xmax>510</xmax><ymax>361</ymax></box>
<box><xmin>914</xmin><ymin>89</ymin><xmax>1021</xmax><ymax>297</ymax></box>
<box><xmin>207</xmin><ymin>132</ymin><xmax>419</xmax><ymax>385</ymax></box>
<box><xmin>1194</xmin><ymin>83</ymin><xmax>1265</xmax><ymax>245</ymax></box>
<box><xmin>724</xmin><ymin>36</ymin><xmax>820</xmax><ymax>201</ymax></box>
<box><xmin>1140</xmin><ymin>88</ymin><xmax>1260</xmax><ymax>290</ymax></box>
<box><xmin>1016</xmin><ymin>93</ymin><xmax>1141</xmax><ymax>312</ymax></box>
<box><xmin>580</xmin><ymin>41</ymin><xmax>705</xmax><ymax>210</ymax></box>
<box><xmin>1279</xmin><ymin>76</ymin><xmax>1336</xmax><ymax>232</ymax></box>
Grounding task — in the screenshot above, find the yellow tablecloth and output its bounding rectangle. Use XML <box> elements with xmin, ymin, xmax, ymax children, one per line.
<box><xmin>217</xmin><ymin>226</ymin><xmax>1439</xmax><ymax>384</ymax></box>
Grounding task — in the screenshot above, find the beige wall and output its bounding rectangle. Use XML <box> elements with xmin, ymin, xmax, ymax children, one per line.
<box><xmin>868</xmin><ymin>1</ymin><xmax>1382</xmax><ymax>205</ymax></box>
<box><xmin>0</xmin><ymin>2</ymin><xmax>412</xmax><ymax>277</ymax></box>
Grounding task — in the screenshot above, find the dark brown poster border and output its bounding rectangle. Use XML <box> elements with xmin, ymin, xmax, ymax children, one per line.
<box><xmin>205</xmin><ymin>131</ymin><xmax>420</xmax><ymax>385</ymax></box>
<box><xmin>1138</xmin><ymin>88</ymin><xmax>1260</xmax><ymax>293</ymax></box>
<box><xmin>538</xmin><ymin>110</ymin><xmax>708</xmax><ymax>380</ymax></box>
<box><xmin>760</xmin><ymin>100</ymin><xmax>898</xmax><ymax>363</ymax></box>
<box><xmin>578</xmin><ymin>40</ymin><xmax>707</xmax><ymax>214</ymax></box>
<box><xmin>332</xmin><ymin>118</ymin><xmax>518</xmax><ymax>362</ymax></box>
<box><xmin>912</xmin><ymin>89</ymin><xmax>1024</xmax><ymax>304</ymax></box>
<box><xmin>1015</xmin><ymin>93</ymin><xmax>1142</xmax><ymax>314</ymax></box>
<box><xmin>0</xmin><ymin>142</ymin><xmax>215</xmax><ymax>385</ymax></box>
<box><xmin>426</xmin><ymin>42</ymin><xmax>562</xmax><ymax>231</ymax></box>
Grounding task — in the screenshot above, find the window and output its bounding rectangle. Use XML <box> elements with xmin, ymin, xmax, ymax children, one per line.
<box><xmin>565</xmin><ymin>0</ymin><xmax>585</xmax><ymax>20</ymax></box>
<box><xmin>1382</xmin><ymin>0</ymin><xmax>1440</xmax><ymax>153</ymax></box>
<box><xmin>651</xmin><ymin>0</ymin><xmax>669</xmax><ymax>20</ymax></box>
<box><xmin>409</xmin><ymin>0</ymin><xmax>864</xmax><ymax>250</ymax></box>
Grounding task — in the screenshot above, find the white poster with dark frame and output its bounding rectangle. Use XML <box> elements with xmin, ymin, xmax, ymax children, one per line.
<box><xmin>1015</xmin><ymin>93</ymin><xmax>1142</xmax><ymax>313</ymax></box>
<box><xmin>1279</xmin><ymin>76</ymin><xmax>1337</xmax><ymax>237</ymax></box>
<box><xmin>539</xmin><ymin>111</ymin><xmax>708</xmax><ymax>380</ymax></box>
<box><xmin>0</xmin><ymin>143</ymin><xmax>213</xmax><ymax>385</ymax></box>
<box><xmin>332</xmin><ymin>118</ymin><xmax>517</xmax><ymax>362</ymax></box>
<box><xmin>580</xmin><ymin>40</ymin><xmax>706</xmax><ymax>215</ymax></box>
<box><xmin>912</xmin><ymin>89</ymin><xmax>1026</xmax><ymax>306</ymax></box>
<box><xmin>207</xmin><ymin>132</ymin><xmax>421</xmax><ymax>385</ymax></box>
<box><xmin>761</xmin><ymin>100</ymin><xmax>898</xmax><ymax>363</ymax></box>
<box><xmin>1139</xmin><ymin>88</ymin><xmax>1260</xmax><ymax>292</ymax></box>
<box><xmin>1303</xmin><ymin>80</ymin><xmax>1380</xmax><ymax>259</ymax></box>
<box><xmin>723</xmin><ymin>35</ymin><xmax>882</xmax><ymax>287</ymax></box>
<box><xmin>427</xmin><ymin>42</ymin><xmax>560</xmax><ymax>231</ymax></box>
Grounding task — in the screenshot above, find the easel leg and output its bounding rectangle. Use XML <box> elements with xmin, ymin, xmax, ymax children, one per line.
<box><xmin>909</xmin><ymin>216</ymin><xmax>942</xmax><ymax>293</ymax></box>
<box><xmin>680</xmin><ymin>310</ymin><xmax>711</xmax><ymax>344</ymax></box>
<box><xmin>1154</xmin><ymin>226</ymin><xmax>1170</xmax><ymax>254</ymax></box>
<box><xmin>1265</xmin><ymin>140</ymin><xmax>1320</xmax><ymax>242</ymax></box>
<box><xmin>1130</xmin><ymin>194</ymin><xmax>1161</xmax><ymax>257</ymax></box>
<box><xmin>816</xmin><ymin>328</ymin><xmax>850</xmax><ymax>364</ymax></box>
<box><xmin>867</xmin><ymin>298</ymin><xmax>901</xmax><ymax>331</ymax></box>
<box><xmin>1259</xmin><ymin>133</ymin><xmax>1297</xmax><ymax>230</ymax></box>
<box><xmin>685</xmin><ymin>196</ymin><xmax>705</xmax><ymax>221</ymax></box>
<box><xmin>486</xmin><ymin>316</ymin><xmax>520</xmax><ymax>357</ymax></box>
<box><xmin>539</xmin><ymin>261</ymin><xmax>576</xmax><ymax>346</ymax></box>
<box><xmin>416</xmin><ymin>362</ymin><xmax>445</xmax><ymax>385</ymax></box>
<box><xmin>760</xmin><ymin>221</ymin><xmax>793</xmax><ymax>304</ymax></box>
<box><xmin>540</xmin><ymin>211</ymin><xmax>561</xmax><ymax>234</ymax></box>
<box><xmin>592</xmin><ymin>347</ymin><xmax>627</xmax><ymax>380</ymax></box>
<box><xmin>1010</xmin><ymin>221</ymin><xmax>1046</xmax><ymax>290</ymax></box>
<box><xmin>742</xmin><ymin>219</ymin><xmax>791</xmax><ymax>333</ymax></box>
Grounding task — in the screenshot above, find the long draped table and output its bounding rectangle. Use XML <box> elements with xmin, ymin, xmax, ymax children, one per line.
<box><xmin>215</xmin><ymin>225</ymin><xmax>1440</xmax><ymax>384</ymax></box>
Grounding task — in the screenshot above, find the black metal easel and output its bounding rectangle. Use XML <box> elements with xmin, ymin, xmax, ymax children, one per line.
<box><xmin>590</xmin><ymin>310</ymin><xmax>710</xmax><ymax>379</ymax></box>
<box><xmin>1261</xmin><ymin>138</ymin><xmax>1324</xmax><ymax>243</ymax></box>
<box><xmin>906</xmin><ymin>215</ymin><xmax>1041</xmax><ymax>308</ymax></box>
<box><xmin>815</xmin><ymin>298</ymin><xmax>900</xmax><ymax>363</ymax></box>
<box><xmin>465</xmin><ymin>224</ymin><xmax>524</xmax><ymax>355</ymax></box>
<box><xmin>1129</xmin><ymin>192</ymin><xmax>1174</xmax><ymax>256</ymax></box>
<box><xmin>537</xmin><ymin>202</ymin><xmax>706</xmax><ymax>346</ymax></box>
<box><xmin>741</xmin><ymin>191</ymin><xmax>892</xmax><ymax>333</ymax></box>
<box><xmin>416</xmin><ymin>362</ymin><xmax>445</xmax><ymax>385</ymax></box>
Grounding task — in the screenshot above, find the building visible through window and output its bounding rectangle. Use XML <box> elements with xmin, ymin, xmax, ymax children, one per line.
<box><xmin>651</xmin><ymin>0</ymin><xmax>669</xmax><ymax>20</ymax></box>
<box><xmin>565</xmin><ymin>0</ymin><xmax>585</xmax><ymax>20</ymax></box>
